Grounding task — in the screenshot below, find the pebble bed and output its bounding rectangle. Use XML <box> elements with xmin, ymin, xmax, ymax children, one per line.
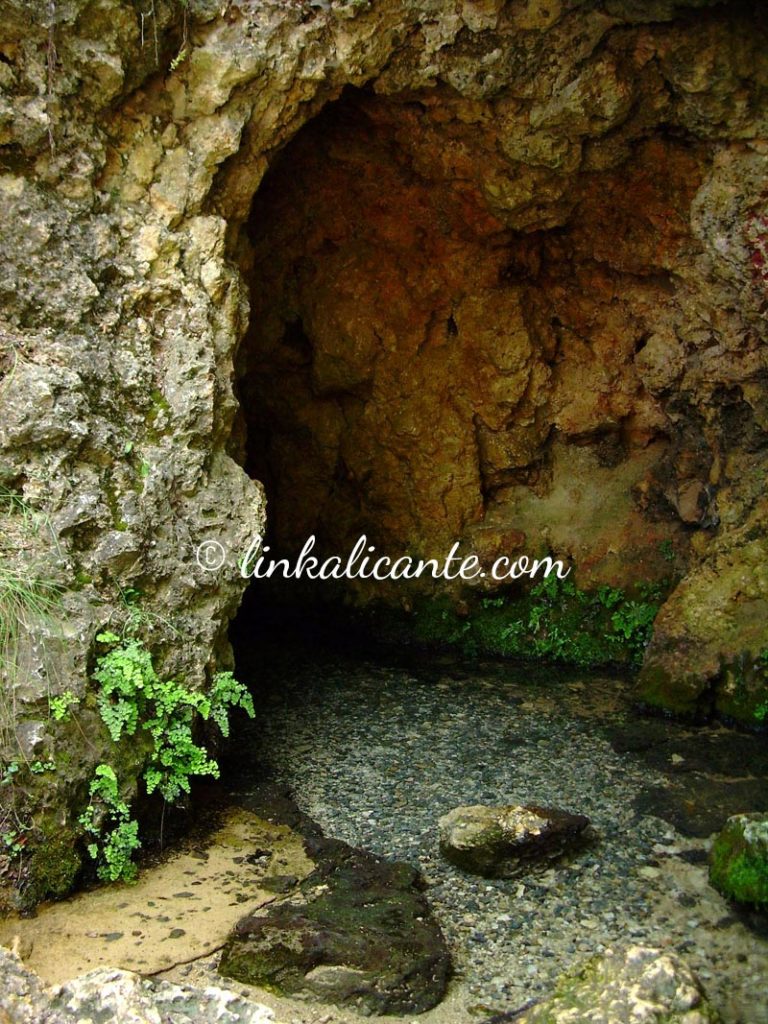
<box><xmin>236</xmin><ymin>644</ymin><xmax>768</xmax><ymax>1022</ymax></box>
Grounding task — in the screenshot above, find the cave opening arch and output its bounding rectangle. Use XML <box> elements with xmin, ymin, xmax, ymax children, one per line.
<box><xmin>228</xmin><ymin>81</ymin><xmax>702</xmax><ymax>656</ymax></box>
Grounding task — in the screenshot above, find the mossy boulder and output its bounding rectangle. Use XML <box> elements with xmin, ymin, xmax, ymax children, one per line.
<box><xmin>517</xmin><ymin>945</ymin><xmax>720</xmax><ymax>1023</ymax></box>
<box><xmin>638</xmin><ymin>517</ymin><xmax>768</xmax><ymax>727</ymax></box>
<box><xmin>23</xmin><ymin>823</ymin><xmax>82</xmax><ymax>906</ymax></box>
<box><xmin>716</xmin><ymin>657</ymin><xmax>768</xmax><ymax>725</ymax></box>
<box><xmin>709</xmin><ymin>812</ymin><xmax>768</xmax><ymax>909</ymax></box>
<box><xmin>219</xmin><ymin>835</ymin><xmax>451</xmax><ymax>1015</ymax></box>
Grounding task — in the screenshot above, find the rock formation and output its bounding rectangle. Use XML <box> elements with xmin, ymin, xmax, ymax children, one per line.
<box><xmin>0</xmin><ymin>0</ymin><xmax>766</xmax><ymax>903</ymax></box>
<box><xmin>515</xmin><ymin>944</ymin><xmax>720</xmax><ymax>1024</ymax></box>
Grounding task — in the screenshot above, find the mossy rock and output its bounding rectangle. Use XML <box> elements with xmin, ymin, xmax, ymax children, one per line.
<box><xmin>23</xmin><ymin>822</ymin><xmax>82</xmax><ymax>906</ymax></box>
<box><xmin>634</xmin><ymin>661</ymin><xmax>713</xmax><ymax>720</ymax></box>
<box><xmin>716</xmin><ymin>658</ymin><xmax>768</xmax><ymax>725</ymax></box>
<box><xmin>438</xmin><ymin>803</ymin><xmax>591</xmax><ymax>878</ymax></box>
<box><xmin>219</xmin><ymin>836</ymin><xmax>451</xmax><ymax>1014</ymax></box>
<box><xmin>709</xmin><ymin>812</ymin><xmax>768</xmax><ymax>908</ymax></box>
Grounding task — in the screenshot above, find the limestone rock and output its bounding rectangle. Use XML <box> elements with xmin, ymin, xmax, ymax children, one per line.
<box><xmin>516</xmin><ymin>945</ymin><xmax>720</xmax><ymax>1024</ymax></box>
<box><xmin>709</xmin><ymin>812</ymin><xmax>768</xmax><ymax>908</ymax></box>
<box><xmin>52</xmin><ymin>968</ymin><xmax>279</xmax><ymax>1024</ymax></box>
<box><xmin>637</xmin><ymin>503</ymin><xmax>768</xmax><ymax>722</ymax></box>
<box><xmin>0</xmin><ymin>948</ymin><xmax>280</xmax><ymax>1024</ymax></box>
<box><xmin>438</xmin><ymin>803</ymin><xmax>591</xmax><ymax>877</ymax></box>
<box><xmin>0</xmin><ymin>946</ymin><xmax>67</xmax><ymax>1024</ymax></box>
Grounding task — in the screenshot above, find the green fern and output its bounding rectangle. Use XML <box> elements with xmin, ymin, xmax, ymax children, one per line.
<box><xmin>79</xmin><ymin>764</ymin><xmax>141</xmax><ymax>883</ymax></box>
<box><xmin>84</xmin><ymin>632</ymin><xmax>256</xmax><ymax>878</ymax></box>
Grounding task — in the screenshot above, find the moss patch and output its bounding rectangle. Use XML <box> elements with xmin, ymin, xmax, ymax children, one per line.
<box><xmin>716</xmin><ymin>651</ymin><xmax>768</xmax><ymax>725</ymax></box>
<box><xmin>709</xmin><ymin>813</ymin><xmax>768</xmax><ymax>908</ymax></box>
<box><xmin>380</xmin><ymin>576</ymin><xmax>666</xmax><ymax>671</ymax></box>
<box><xmin>219</xmin><ymin>788</ymin><xmax>451</xmax><ymax>1015</ymax></box>
<box><xmin>23</xmin><ymin>822</ymin><xmax>82</xmax><ymax>906</ymax></box>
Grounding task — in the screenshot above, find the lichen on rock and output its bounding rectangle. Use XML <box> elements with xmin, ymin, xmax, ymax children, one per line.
<box><xmin>438</xmin><ymin>803</ymin><xmax>591</xmax><ymax>878</ymax></box>
<box><xmin>516</xmin><ymin>944</ymin><xmax>721</xmax><ymax>1024</ymax></box>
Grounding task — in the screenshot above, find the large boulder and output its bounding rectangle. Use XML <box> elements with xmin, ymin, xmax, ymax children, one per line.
<box><xmin>709</xmin><ymin>812</ymin><xmax>768</xmax><ymax>908</ymax></box>
<box><xmin>218</xmin><ymin>834</ymin><xmax>451</xmax><ymax>1015</ymax></box>
<box><xmin>516</xmin><ymin>945</ymin><xmax>720</xmax><ymax>1024</ymax></box>
<box><xmin>438</xmin><ymin>804</ymin><xmax>591</xmax><ymax>878</ymax></box>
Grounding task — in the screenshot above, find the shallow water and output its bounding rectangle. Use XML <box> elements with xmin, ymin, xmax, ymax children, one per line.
<box><xmin>4</xmin><ymin>637</ymin><xmax>767</xmax><ymax>1023</ymax></box>
<box><xmin>229</xmin><ymin>638</ymin><xmax>768</xmax><ymax>1023</ymax></box>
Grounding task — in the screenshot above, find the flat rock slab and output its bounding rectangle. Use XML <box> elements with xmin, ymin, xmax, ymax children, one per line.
<box><xmin>438</xmin><ymin>803</ymin><xmax>591</xmax><ymax>877</ymax></box>
<box><xmin>219</xmin><ymin>785</ymin><xmax>452</xmax><ymax>1015</ymax></box>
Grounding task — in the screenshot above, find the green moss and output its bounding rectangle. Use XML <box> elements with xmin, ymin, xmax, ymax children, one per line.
<box><xmin>712</xmin><ymin>851</ymin><xmax>768</xmax><ymax>905</ymax></box>
<box><xmin>219</xmin><ymin>843</ymin><xmax>450</xmax><ymax>1013</ymax></box>
<box><xmin>102</xmin><ymin>470</ymin><xmax>128</xmax><ymax>532</ymax></box>
<box><xmin>72</xmin><ymin>569</ymin><xmax>93</xmax><ymax>591</ymax></box>
<box><xmin>23</xmin><ymin>821</ymin><xmax>82</xmax><ymax>905</ymax></box>
<box><xmin>635</xmin><ymin>663</ymin><xmax>706</xmax><ymax>718</ymax></box>
<box><xmin>144</xmin><ymin>389</ymin><xmax>172</xmax><ymax>443</ymax></box>
<box><xmin>709</xmin><ymin>814</ymin><xmax>768</xmax><ymax>908</ymax></box>
<box><xmin>716</xmin><ymin>651</ymin><xmax>768</xmax><ymax>724</ymax></box>
<box><xmin>405</xmin><ymin>576</ymin><xmax>664</xmax><ymax>670</ymax></box>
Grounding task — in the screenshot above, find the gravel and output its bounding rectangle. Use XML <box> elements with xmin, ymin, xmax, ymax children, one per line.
<box><xmin>233</xmin><ymin>643</ymin><xmax>768</xmax><ymax>1022</ymax></box>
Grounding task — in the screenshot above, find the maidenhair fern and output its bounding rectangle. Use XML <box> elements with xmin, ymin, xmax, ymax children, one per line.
<box><xmin>79</xmin><ymin>764</ymin><xmax>141</xmax><ymax>883</ymax></box>
<box><xmin>83</xmin><ymin>631</ymin><xmax>255</xmax><ymax>881</ymax></box>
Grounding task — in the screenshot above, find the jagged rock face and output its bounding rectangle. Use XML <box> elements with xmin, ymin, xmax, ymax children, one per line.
<box><xmin>0</xmin><ymin>0</ymin><xmax>766</xmax><ymax>902</ymax></box>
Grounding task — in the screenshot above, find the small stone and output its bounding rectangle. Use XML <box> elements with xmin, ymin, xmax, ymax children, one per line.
<box><xmin>638</xmin><ymin>866</ymin><xmax>661</xmax><ymax>879</ymax></box>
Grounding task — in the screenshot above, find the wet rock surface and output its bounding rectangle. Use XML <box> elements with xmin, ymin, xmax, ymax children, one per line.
<box><xmin>604</xmin><ymin>720</ymin><xmax>768</xmax><ymax>838</ymax></box>
<box><xmin>438</xmin><ymin>804</ymin><xmax>591</xmax><ymax>878</ymax></box>
<box><xmin>219</xmin><ymin>784</ymin><xmax>452</xmax><ymax>1015</ymax></box>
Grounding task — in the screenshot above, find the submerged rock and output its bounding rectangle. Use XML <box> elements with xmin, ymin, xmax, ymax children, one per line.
<box><xmin>219</xmin><ymin>835</ymin><xmax>451</xmax><ymax>1015</ymax></box>
<box><xmin>514</xmin><ymin>945</ymin><xmax>720</xmax><ymax>1024</ymax></box>
<box><xmin>438</xmin><ymin>804</ymin><xmax>591</xmax><ymax>877</ymax></box>
<box><xmin>709</xmin><ymin>812</ymin><xmax>768</xmax><ymax>909</ymax></box>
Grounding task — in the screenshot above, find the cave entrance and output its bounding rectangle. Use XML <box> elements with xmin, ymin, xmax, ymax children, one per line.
<box><xmin>231</xmin><ymin>82</ymin><xmax>698</xmax><ymax>648</ymax></box>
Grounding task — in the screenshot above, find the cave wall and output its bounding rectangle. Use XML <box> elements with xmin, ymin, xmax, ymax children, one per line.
<box><xmin>238</xmin><ymin>88</ymin><xmax>712</xmax><ymax>594</ymax></box>
<box><xmin>0</xmin><ymin>0</ymin><xmax>766</xmax><ymax>902</ymax></box>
